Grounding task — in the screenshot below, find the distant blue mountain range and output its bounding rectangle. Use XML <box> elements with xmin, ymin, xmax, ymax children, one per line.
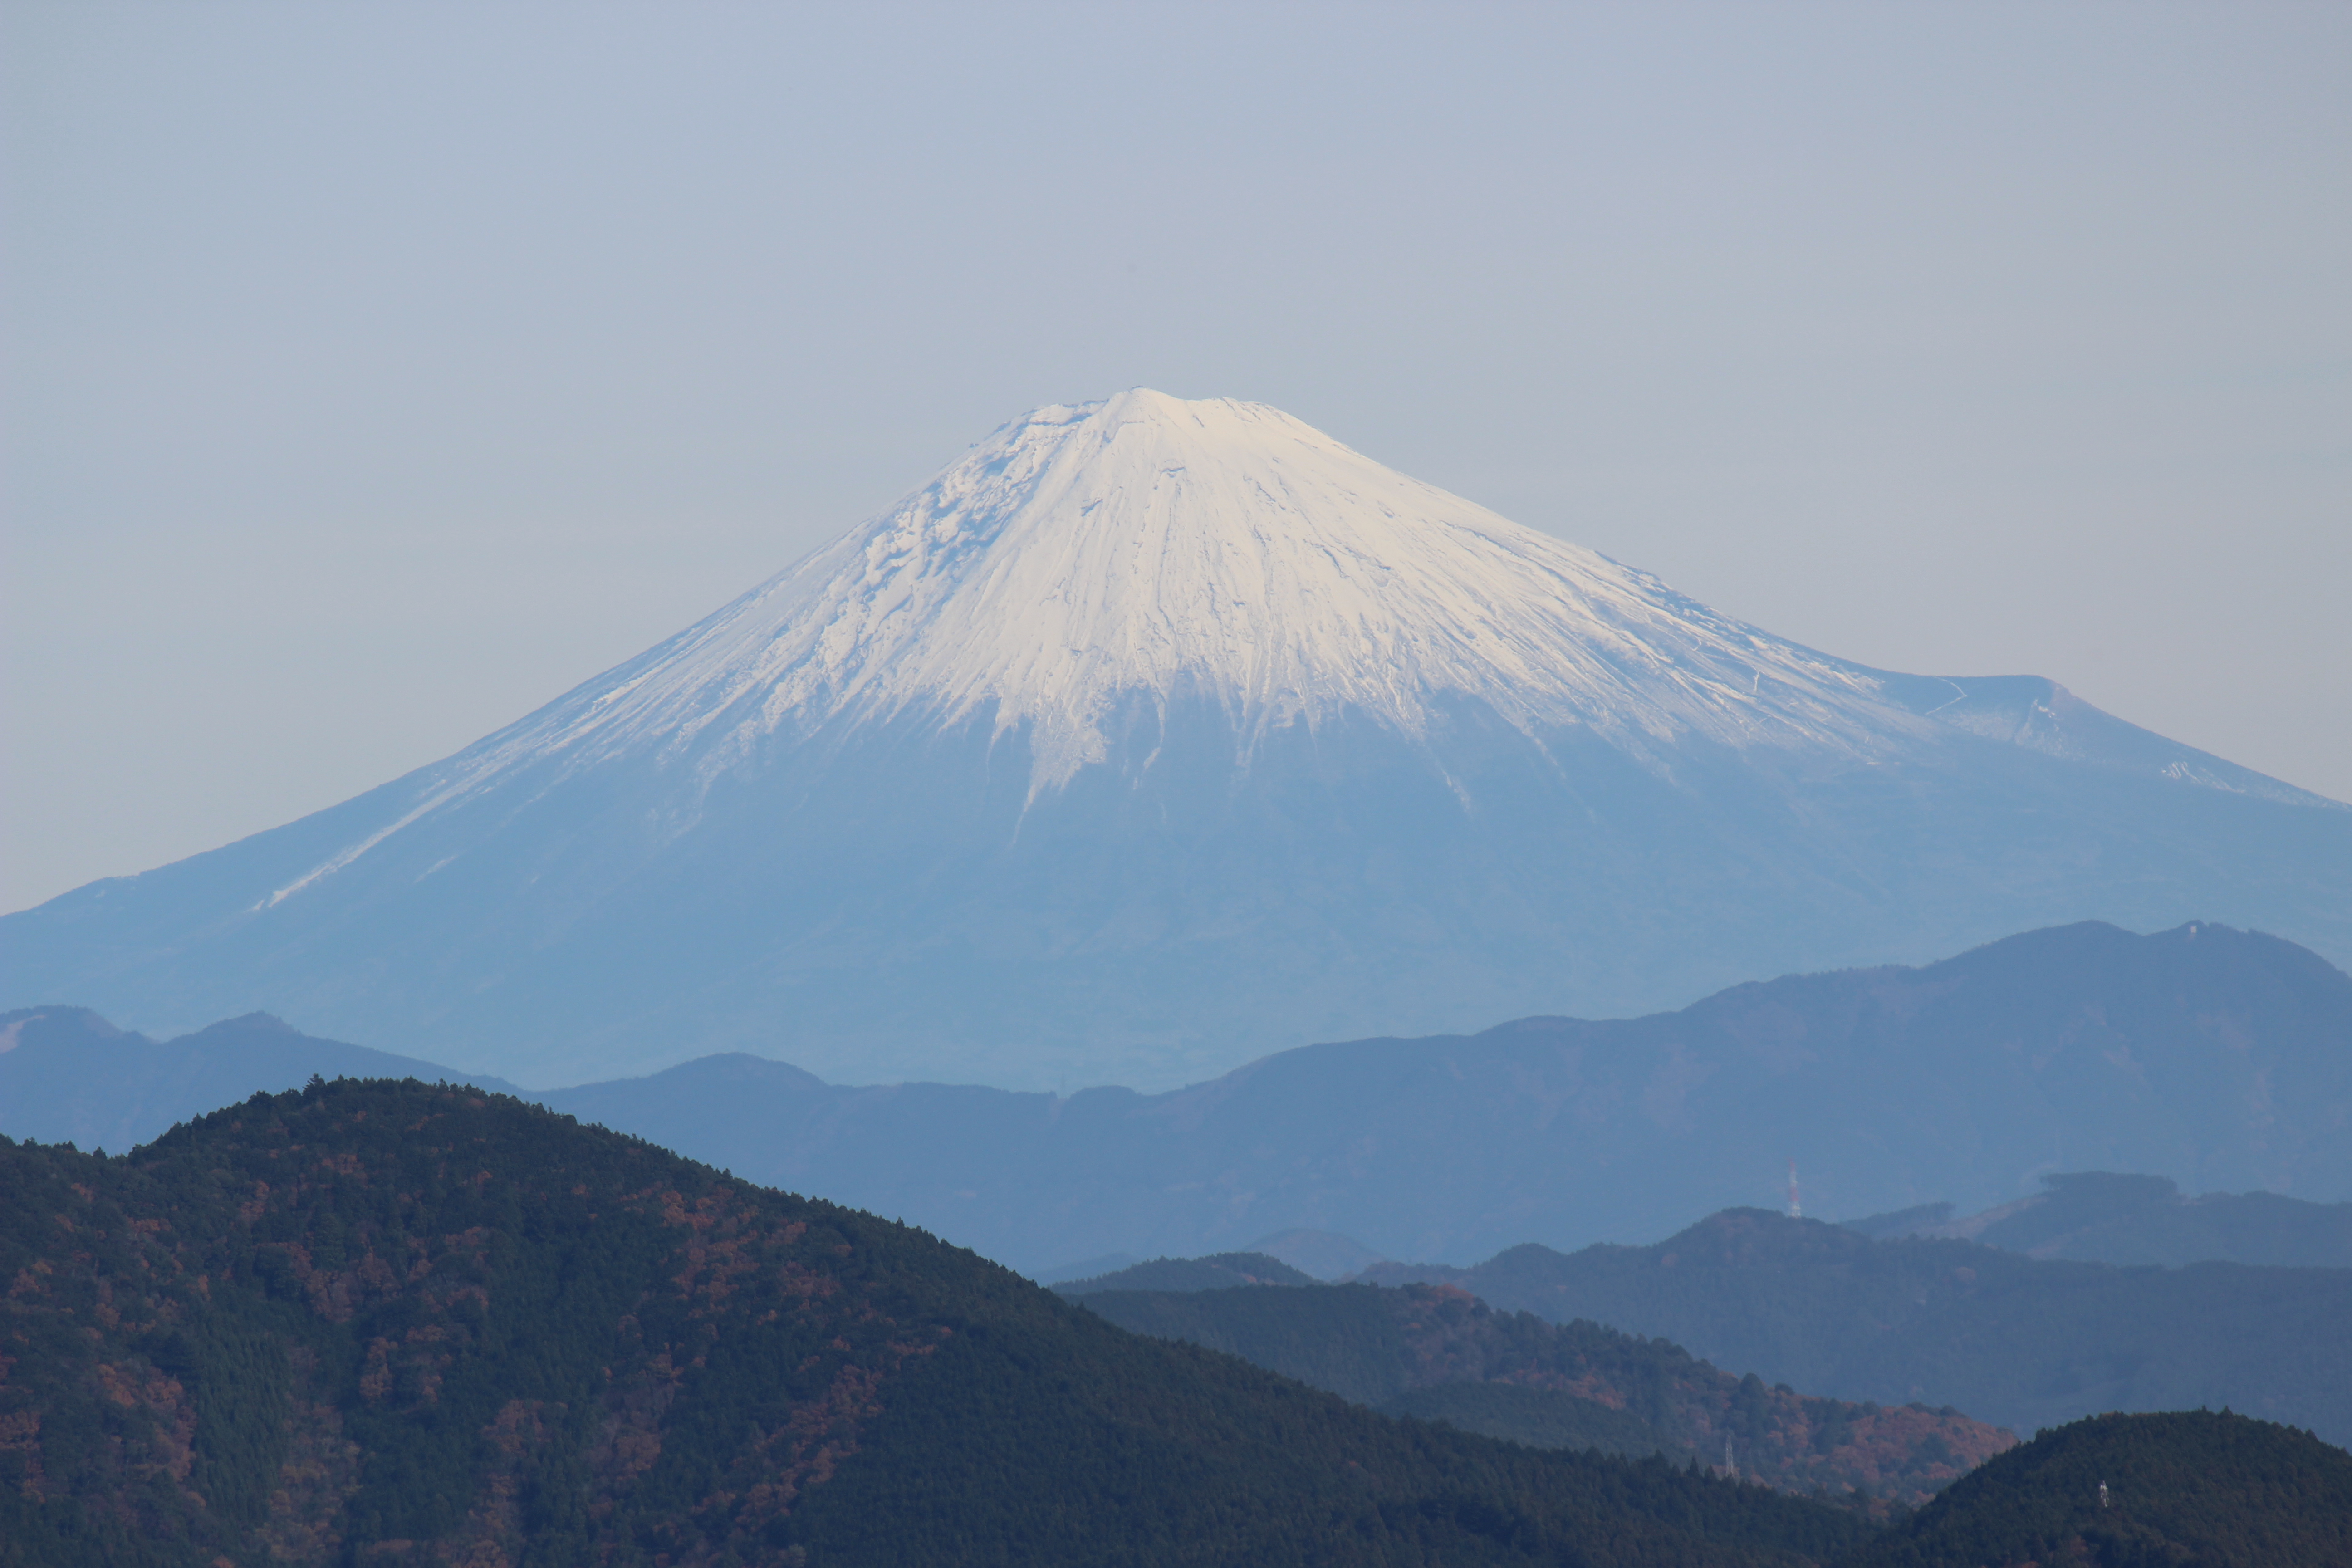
<box><xmin>5</xmin><ymin>395</ymin><xmax>2346</xmax><ymax>1092</ymax></box>
<box><xmin>8</xmin><ymin>920</ymin><xmax>2347</xmax><ymax>1276</ymax></box>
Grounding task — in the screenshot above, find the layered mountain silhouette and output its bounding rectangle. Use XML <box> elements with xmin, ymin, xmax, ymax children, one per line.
<box><xmin>1067</xmin><ymin>1278</ymin><xmax>2017</xmax><ymax>1503</ymax></box>
<box><xmin>23</xmin><ymin>1078</ymin><xmax>2345</xmax><ymax>1564</ymax></box>
<box><xmin>1055</xmin><ymin>1252</ymin><xmax>1321</xmax><ymax>1293</ymax></box>
<box><xmin>1361</xmin><ymin>1210</ymin><xmax>2352</xmax><ymax>1446</ymax></box>
<box><xmin>1</xmin><ymin>1078</ymin><xmax>1882</xmax><ymax>1567</ymax></box>
<box><xmin>527</xmin><ymin>920</ymin><xmax>2352</xmax><ymax>1266</ymax></box>
<box><xmin>10</xmin><ymin>921</ymin><xmax>2349</xmax><ymax>1271</ymax></box>
<box><xmin>5</xmin><ymin>392</ymin><xmax>2347</xmax><ymax>1088</ymax></box>
<box><xmin>1846</xmin><ymin>1170</ymin><xmax>2352</xmax><ymax>1269</ymax></box>
<box><xmin>0</xmin><ymin>1006</ymin><xmax>519</xmax><ymax>1152</ymax></box>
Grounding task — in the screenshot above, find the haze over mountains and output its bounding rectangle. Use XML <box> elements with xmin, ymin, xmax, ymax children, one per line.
<box><xmin>1361</xmin><ymin>1209</ymin><xmax>2352</xmax><ymax>1447</ymax></box>
<box><xmin>5</xmin><ymin>392</ymin><xmax>2347</xmax><ymax>1091</ymax></box>
<box><xmin>534</xmin><ymin>921</ymin><xmax>2352</xmax><ymax>1269</ymax></box>
<box><xmin>1847</xmin><ymin>1170</ymin><xmax>2352</xmax><ymax>1270</ymax></box>
<box><xmin>1067</xmin><ymin>1276</ymin><xmax>2019</xmax><ymax>1504</ymax></box>
<box><xmin>0</xmin><ymin>1007</ymin><xmax>525</xmax><ymax>1153</ymax></box>
<box><xmin>10</xmin><ymin>921</ymin><xmax>2349</xmax><ymax>1274</ymax></box>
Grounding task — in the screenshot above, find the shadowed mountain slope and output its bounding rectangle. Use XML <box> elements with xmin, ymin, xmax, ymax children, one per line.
<box><xmin>1075</xmin><ymin>1280</ymin><xmax>2015</xmax><ymax>1505</ymax></box>
<box><xmin>1360</xmin><ymin>1210</ymin><xmax>2352</xmax><ymax>1447</ymax></box>
<box><xmin>1849</xmin><ymin>1410</ymin><xmax>2352</xmax><ymax>1567</ymax></box>
<box><xmin>5</xmin><ymin>392</ymin><xmax>2345</xmax><ymax>1091</ymax></box>
<box><xmin>0</xmin><ymin>1079</ymin><xmax>1874</xmax><ymax>1567</ymax></box>
<box><xmin>1382</xmin><ymin>1382</ymin><xmax>1686</xmax><ymax>1475</ymax></box>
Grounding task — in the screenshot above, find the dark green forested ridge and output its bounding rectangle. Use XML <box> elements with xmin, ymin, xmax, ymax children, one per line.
<box><xmin>1379</xmin><ymin>1381</ymin><xmax>1692</xmax><ymax>1465</ymax></box>
<box><xmin>1851</xmin><ymin>1409</ymin><xmax>2352</xmax><ymax>1567</ymax></box>
<box><xmin>0</xmin><ymin>1078</ymin><xmax>1873</xmax><ymax>1567</ymax></box>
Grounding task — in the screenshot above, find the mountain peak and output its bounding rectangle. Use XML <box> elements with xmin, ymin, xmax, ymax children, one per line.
<box><xmin>463</xmin><ymin>391</ymin><xmax>1906</xmax><ymax>803</ymax></box>
<box><xmin>9</xmin><ymin>395</ymin><xmax>2345</xmax><ymax>1091</ymax></box>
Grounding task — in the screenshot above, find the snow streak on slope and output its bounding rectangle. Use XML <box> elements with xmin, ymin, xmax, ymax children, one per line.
<box><xmin>255</xmin><ymin>389</ymin><xmax>2339</xmax><ymax>916</ymax></box>
<box><xmin>464</xmin><ymin>391</ymin><xmax>1907</xmax><ymax>789</ymax></box>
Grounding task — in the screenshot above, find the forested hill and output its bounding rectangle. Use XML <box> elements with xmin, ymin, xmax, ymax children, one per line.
<box><xmin>1361</xmin><ymin>1209</ymin><xmax>2352</xmax><ymax>1444</ymax></box>
<box><xmin>0</xmin><ymin>1079</ymin><xmax>1870</xmax><ymax>1568</ymax></box>
<box><xmin>1852</xmin><ymin>1410</ymin><xmax>2352</xmax><ymax>1567</ymax></box>
<box><xmin>1079</xmin><ymin>1283</ymin><xmax>2013</xmax><ymax>1505</ymax></box>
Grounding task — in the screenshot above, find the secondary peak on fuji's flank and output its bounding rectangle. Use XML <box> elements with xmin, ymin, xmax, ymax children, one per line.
<box><xmin>468</xmin><ymin>389</ymin><xmax>1906</xmax><ymax>795</ymax></box>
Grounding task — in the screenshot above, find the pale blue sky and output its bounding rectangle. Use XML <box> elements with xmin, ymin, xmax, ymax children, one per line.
<box><xmin>5</xmin><ymin>2</ymin><xmax>2348</xmax><ymax>912</ymax></box>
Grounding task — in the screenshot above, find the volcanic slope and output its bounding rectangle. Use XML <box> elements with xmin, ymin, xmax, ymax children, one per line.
<box><xmin>6</xmin><ymin>391</ymin><xmax>2345</xmax><ymax>1087</ymax></box>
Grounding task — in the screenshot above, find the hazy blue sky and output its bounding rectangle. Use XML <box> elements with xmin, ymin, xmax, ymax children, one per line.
<box><xmin>5</xmin><ymin>2</ymin><xmax>2347</xmax><ymax>914</ymax></box>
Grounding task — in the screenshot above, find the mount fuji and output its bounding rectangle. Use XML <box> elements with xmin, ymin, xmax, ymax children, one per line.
<box><xmin>7</xmin><ymin>390</ymin><xmax>2347</xmax><ymax>1089</ymax></box>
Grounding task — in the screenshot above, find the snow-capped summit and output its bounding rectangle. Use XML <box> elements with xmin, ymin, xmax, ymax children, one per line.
<box><xmin>504</xmin><ymin>389</ymin><xmax>1891</xmax><ymax>793</ymax></box>
<box><xmin>5</xmin><ymin>394</ymin><xmax>2347</xmax><ymax>1090</ymax></box>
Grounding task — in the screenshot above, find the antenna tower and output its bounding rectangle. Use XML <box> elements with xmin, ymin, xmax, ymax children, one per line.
<box><xmin>1786</xmin><ymin>1158</ymin><xmax>1802</xmax><ymax>1220</ymax></box>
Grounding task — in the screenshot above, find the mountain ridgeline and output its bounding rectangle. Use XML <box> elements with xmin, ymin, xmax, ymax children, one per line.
<box><xmin>11</xmin><ymin>1080</ymin><xmax>2342</xmax><ymax>1565</ymax></box>
<box><xmin>1362</xmin><ymin>1209</ymin><xmax>2352</xmax><ymax>1448</ymax></box>
<box><xmin>7</xmin><ymin>921</ymin><xmax>2349</xmax><ymax>1273</ymax></box>
<box><xmin>1848</xmin><ymin>1169</ymin><xmax>2352</xmax><ymax>1269</ymax></box>
<box><xmin>5</xmin><ymin>392</ymin><xmax>2346</xmax><ymax>1092</ymax></box>
<box><xmin>1852</xmin><ymin>1410</ymin><xmax>2352</xmax><ymax>1567</ymax></box>
<box><xmin>1057</xmin><ymin>1252</ymin><xmax>1321</xmax><ymax>1293</ymax></box>
<box><xmin>1062</xmin><ymin>1277</ymin><xmax>2017</xmax><ymax>1505</ymax></box>
<box><xmin>0</xmin><ymin>1008</ymin><xmax>526</xmax><ymax>1154</ymax></box>
<box><xmin>0</xmin><ymin>1078</ymin><xmax>1891</xmax><ymax>1568</ymax></box>
<box><xmin>454</xmin><ymin>918</ymin><xmax>2352</xmax><ymax>1264</ymax></box>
